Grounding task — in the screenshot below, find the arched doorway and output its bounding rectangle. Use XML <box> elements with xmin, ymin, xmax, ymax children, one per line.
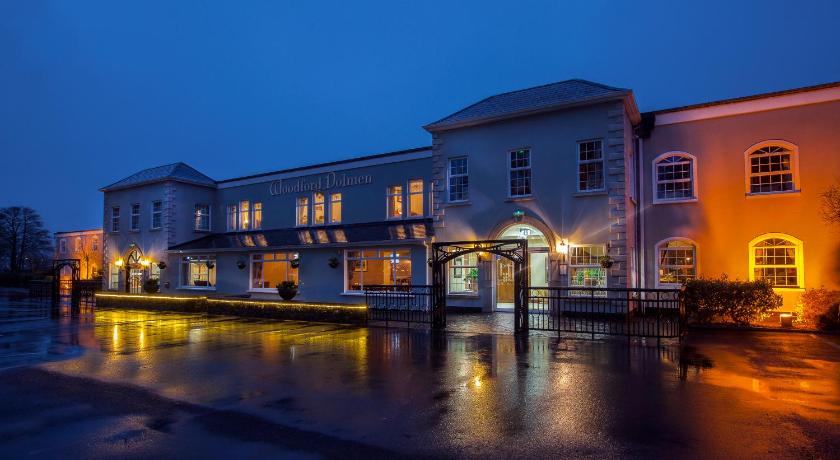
<box><xmin>495</xmin><ymin>224</ymin><xmax>549</xmax><ymax>310</ymax></box>
<box><xmin>124</xmin><ymin>248</ymin><xmax>145</xmax><ymax>293</ymax></box>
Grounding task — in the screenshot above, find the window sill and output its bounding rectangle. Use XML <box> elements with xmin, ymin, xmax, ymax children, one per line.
<box><xmin>150</xmin><ymin>228</ymin><xmax>162</xmax><ymax>232</ymax></box>
<box><xmin>444</xmin><ymin>200</ymin><xmax>471</xmax><ymax>208</ymax></box>
<box><xmin>653</xmin><ymin>198</ymin><xmax>698</xmax><ymax>205</ymax></box>
<box><xmin>572</xmin><ymin>191</ymin><xmax>607</xmax><ymax>197</ymax></box>
<box><xmin>505</xmin><ymin>196</ymin><xmax>534</xmax><ymax>203</ymax></box>
<box><xmin>770</xmin><ymin>287</ymin><xmax>805</xmax><ymax>293</ymax></box>
<box><xmin>745</xmin><ymin>190</ymin><xmax>801</xmax><ymax>199</ymax></box>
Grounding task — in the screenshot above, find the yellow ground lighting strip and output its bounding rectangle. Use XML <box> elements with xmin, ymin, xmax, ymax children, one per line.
<box><xmin>96</xmin><ymin>293</ymin><xmax>206</xmax><ymax>301</ymax></box>
<box><xmin>205</xmin><ymin>298</ymin><xmax>367</xmax><ymax>310</ymax></box>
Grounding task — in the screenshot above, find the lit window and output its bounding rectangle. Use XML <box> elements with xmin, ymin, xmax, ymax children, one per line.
<box><xmin>151</xmin><ymin>200</ymin><xmax>163</xmax><ymax>229</ymax></box>
<box><xmin>657</xmin><ymin>238</ymin><xmax>696</xmax><ymax>286</ymax></box>
<box><xmin>130</xmin><ymin>203</ymin><xmax>140</xmax><ymax>231</ymax></box>
<box><xmin>92</xmin><ymin>237</ymin><xmax>98</xmax><ymax>251</ymax></box>
<box><xmin>509</xmin><ymin>149</ymin><xmax>532</xmax><ymax>197</ymax></box>
<box><xmin>448</xmin><ymin>253</ymin><xmax>478</xmax><ymax>294</ymax></box>
<box><xmin>448</xmin><ymin>157</ymin><xmax>469</xmax><ymax>202</ymax></box>
<box><xmin>59</xmin><ymin>239</ymin><xmax>67</xmax><ymax>254</ymax></box>
<box><xmin>239</xmin><ymin>200</ymin><xmax>250</xmax><ymax>230</ymax></box>
<box><xmin>329</xmin><ymin>193</ymin><xmax>342</xmax><ymax>224</ymax></box>
<box><xmin>109</xmin><ymin>265</ymin><xmax>120</xmax><ymax>290</ymax></box>
<box><xmin>227</xmin><ymin>204</ymin><xmax>237</xmax><ymax>231</ymax></box>
<box><xmin>180</xmin><ymin>255</ymin><xmax>216</xmax><ymax>288</ymax></box>
<box><xmin>345</xmin><ymin>249</ymin><xmax>411</xmax><ymax>292</ymax></box>
<box><xmin>746</xmin><ymin>142</ymin><xmax>798</xmax><ymax>194</ymax></box>
<box><xmin>387</xmin><ymin>185</ymin><xmax>403</xmax><ymax>219</ymax></box>
<box><xmin>75</xmin><ymin>237</ymin><xmax>82</xmax><ymax>252</ymax></box>
<box><xmin>750</xmin><ymin>234</ymin><xmax>802</xmax><ymax>288</ymax></box>
<box><xmin>313</xmin><ymin>192</ymin><xmax>325</xmax><ymax>225</ymax></box>
<box><xmin>150</xmin><ymin>264</ymin><xmax>160</xmax><ymax>281</ymax></box>
<box><xmin>251</xmin><ymin>252</ymin><xmax>299</xmax><ymax>290</ymax></box>
<box><xmin>654</xmin><ymin>153</ymin><xmax>696</xmax><ymax>202</ymax></box>
<box><xmin>252</xmin><ymin>202</ymin><xmax>262</xmax><ymax>230</ymax></box>
<box><xmin>568</xmin><ymin>244</ymin><xmax>607</xmax><ymax>296</ymax></box>
<box><xmin>577</xmin><ymin>140</ymin><xmax>604</xmax><ymax>192</ymax></box>
<box><xmin>296</xmin><ymin>197</ymin><xmax>309</xmax><ymax>226</ymax></box>
<box><xmin>194</xmin><ymin>204</ymin><xmax>210</xmax><ymax>231</ymax></box>
<box><xmin>408</xmin><ymin>180</ymin><xmax>424</xmax><ymax>217</ymax></box>
<box><xmin>111</xmin><ymin>207</ymin><xmax>120</xmax><ymax>232</ymax></box>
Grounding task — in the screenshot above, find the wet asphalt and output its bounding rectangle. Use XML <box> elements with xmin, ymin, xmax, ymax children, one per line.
<box><xmin>0</xmin><ymin>289</ymin><xmax>839</xmax><ymax>459</ymax></box>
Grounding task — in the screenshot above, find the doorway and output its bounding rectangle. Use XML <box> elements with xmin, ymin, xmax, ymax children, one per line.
<box><xmin>493</xmin><ymin>224</ymin><xmax>549</xmax><ymax>310</ymax></box>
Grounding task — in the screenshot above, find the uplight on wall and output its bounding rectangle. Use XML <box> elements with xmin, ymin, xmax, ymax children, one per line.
<box><xmin>114</xmin><ymin>258</ymin><xmax>124</xmax><ymax>267</ymax></box>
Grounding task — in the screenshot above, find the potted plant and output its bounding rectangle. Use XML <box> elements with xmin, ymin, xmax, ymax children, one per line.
<box><xmin>157</xmin><ymin>261</ymin><xmax>167</xmax><ymax>270</ymax></box>
<box><xmin>599</xmin><ymin>255</ymin><xmax>614</xmax><ymax>269</ymax></box>
<box><xmin>236</xmin><ymin>260</ymin><xmax>246</xmax><ymax>270</ymax></box>
<box><xmin>277</xmin><ymin>281</ymin><xmax>298</xmax><ymax>300</ymax></box>
<box><xmin>328</xmin><ymin>256</ymin><xmax>340</xmax><ymax>269</ymax></box>
<box><xmin>143</xmin><ymin>278</ymin><xmax>160</xmax><ymax>294</ymax></box>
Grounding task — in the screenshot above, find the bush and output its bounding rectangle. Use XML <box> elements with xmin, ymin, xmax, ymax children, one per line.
<box><xmin>801</xmin><ymin>288</ymin><xmax>840</xmax><ymax>331</ymax></box>
<box><xmin>143</xmin><ymin>278</ymin><xmax>160</xmax><ymax>294</ymax></box>
<box><xmin>683</xmin><ymin>276</ymin><xmax>782</xmax><ymax>326</ymax></box>
<box><xmin>277</xmin><ymin>281</ymin><xmax>298</xmax><ymax>300</ymax></box>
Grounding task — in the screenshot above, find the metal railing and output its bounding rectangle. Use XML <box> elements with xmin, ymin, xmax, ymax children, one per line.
<box><xmin>364</xmin><ymin>284</ymin><xmax>434</xmax><ymax>326</ymax></box>
<box><xmin>528</xmin><ymin>287</ymin><xmax>685</xmax><ymax>338</ymax></box>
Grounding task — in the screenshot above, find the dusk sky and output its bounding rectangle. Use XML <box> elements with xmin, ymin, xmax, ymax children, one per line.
<box><xmin>1</xmin><ymin>0</ymin><xmax>838</xmax><ymax>233</ymax></box>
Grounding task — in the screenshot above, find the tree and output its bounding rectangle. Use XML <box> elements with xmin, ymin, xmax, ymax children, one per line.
<box><xmin>0</xmin><ymin>207</ymin><xmax>53</xmax><ymax>273</ymax></box>
<box><xmin>822</xmin><ymin>183</ymin><xmax>840</xmax><ymax>224</ymax></box>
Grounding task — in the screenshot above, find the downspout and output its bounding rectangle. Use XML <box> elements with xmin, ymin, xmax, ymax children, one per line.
<box><xmin>637</xmin><ymin>136</ymin><xmax>645</xmax><ymax>289</ymax></box>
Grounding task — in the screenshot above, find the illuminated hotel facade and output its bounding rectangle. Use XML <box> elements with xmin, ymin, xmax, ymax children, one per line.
<box><xmin>101</xmin><ymin>80</ymin><xmax>840</xmax><ymax>311</ymax></box>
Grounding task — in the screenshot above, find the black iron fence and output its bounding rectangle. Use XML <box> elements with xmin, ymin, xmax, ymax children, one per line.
<box><xmin>364</xmin><ymin>285</ymin><xmax>434</xmax><ymax>326</ymax></box>
<box><xmin>528</xmin><ymin>287</ymin><xmax>685</xmax><ymax>338</ymax></box>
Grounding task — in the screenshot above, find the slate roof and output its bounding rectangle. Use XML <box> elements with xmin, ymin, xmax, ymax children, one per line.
<box><xmin>424</xmin><ymin>79</ymin><xmax>631</xmax><ymax>132</ymax></box>
<box><xmin>169</xmin><ymin>218</ymin><xmax>434</xmax><ymax>252</ymax></box>
<box><xmin>101</xmin><ymin>162</ymin><xmax>216</xmax><ymax>191</ymax></box>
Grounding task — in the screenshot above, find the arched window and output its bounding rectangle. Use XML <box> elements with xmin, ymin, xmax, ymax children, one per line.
<box><xmin>653</xmin><ymin>152</ymin><xmax>697</xmax><ymax>203</ymax></box>
<box><xmin>749</xmin><ymin>233</ymin><xmax>803</xmax><ymax>288</ymax></box>
<box><xmin>655</xmin><ymin>238</ymin><xmax>697</xmax><ymax>286</ymax></box>
<box><xmin>745</xmin><ymin>141</ymin><xmax>799</xmax><ymax>195</ymax></box>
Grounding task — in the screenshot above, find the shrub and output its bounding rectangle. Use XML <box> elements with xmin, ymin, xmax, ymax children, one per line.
<box><xmin>683</xmin><ymin>276</ymin><xmax>782</xmax><ymax>326</ymax></box>
<box><xmin>277</xmin><ymin>281</ymin><xmax>298</xmax><ymax>301</ymax></box>
<box><xmin>143</xmin><ymin>278</ymin><xmax>160</xmax><ymax>294</ymax></box>
<box><xmin>801</xmin><ymin>288</ymin><xmax>840</xmax><ymax>331</ymax></box>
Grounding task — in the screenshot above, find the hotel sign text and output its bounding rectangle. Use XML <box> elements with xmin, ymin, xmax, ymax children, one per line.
<box><xmin>269</xmin><ymin>172</ymin><xmax>373</xmax><ymax>196</ymax></box>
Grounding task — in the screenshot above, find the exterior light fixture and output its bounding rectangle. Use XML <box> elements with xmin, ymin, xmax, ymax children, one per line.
<box><xmin>114</xmin><ymin>258</ymin><xmax>124</xmax><ymax>267</ymax></box>
<box><xmin>555</xmin><ymin>239</ymin><xmax>569</xmax><ymax>255</ymax></box>
<box><xmin>140</xmin><ymin>259</ymin><xmax>150</xmax><ymax>267</ymax></box>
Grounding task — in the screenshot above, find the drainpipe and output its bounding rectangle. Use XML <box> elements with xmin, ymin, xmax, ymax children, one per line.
<box><xmin>637</xmin><ymin>135</ymin><xmax>646</xmax><ymax>289</ymax></box>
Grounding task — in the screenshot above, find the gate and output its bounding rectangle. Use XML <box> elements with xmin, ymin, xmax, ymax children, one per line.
<box><xmin>527</xmin><ymin>287</ymin><xmax>685</xmax><ymax>339</ymax></box>
<box><xmin>364</xmin><ymin>285</ymin><xmax>434</xmax><ymax>326</ymax></box>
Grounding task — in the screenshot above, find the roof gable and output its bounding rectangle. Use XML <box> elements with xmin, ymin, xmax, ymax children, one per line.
<box><xmin>425</xmin><ymin>79</ymin><xmax>633</xmax><ymax>131</ymax></box>
<box><xmin>101</xmin><ymin>162</ymin><xmax>216</xmax><ymax>192</ymax></box>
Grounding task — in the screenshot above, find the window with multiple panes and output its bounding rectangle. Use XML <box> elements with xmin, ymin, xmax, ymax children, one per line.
<box><xmin>130</xmin><ymin>204</ymin><xmax>140</xmax><ymax>231</ymax></box>
<box><xmin>296</xmin><ymin>197</ymin><xmax>309</xmax><ymax>226</ymax></box>
<box><xmin>577</xmin><ymin>140</ymin><xmax>604</xmax><ymax>192</ymax></box>
<box><xmin>180</xmin><ymin>255</ymin><xmax>216</xmax><ymax>288</ymax></box>
<box><xmin>151</xmin><ymin>200</ymin><xmax>163</xmax><ymax>229</ymax></box>
<box><xmin>194</xmin><ymin>204</ymin><xmax>210</xmax><ymax>231</ymax></box>
<box><xmin>408</xmin><ymin>180</ymin><xmax>424</xmax><ymax>217</ymax></box>
<box><xmin>448</xmin><ymin>253</ymin><xmax>479</xmax><ymax>294</ymax></box>
<box><xmin>568</xmin><ymin>244</ymin><xmax>607</xmax><ymax>296</ymax></box>
<box><xmin>657</xmin><ymin>239</ymin><xmax>696</xmax><ymax>286</ymax></box>
<box><xmin>75</xmin><ymin>237</ymin><xmax>82</xmax><ymax>252</ymax></box>
<box><xmin>111</xmin><ymin>207</ymin><xmax>120</xmax><ymax>232</ymax></box>
<box><xmin>752</xmin><ymin>237</ymin><xmax>800</xmax><ymax>287</ymax></box>
<box><xmin>448</xmin><ymin>157</ymin><xmax>469</xmax><ymax>202</ymax></box>
<box><xmin>313</xmin><ymin>192</ymin><xmax>325</xmax><ymax>225</ymax></box>
<box><xmin>345</xmin><ymin>249</ymin><xmax>411</xmax><ymax>292</ymax></box>
<box><xmin>92</xmin><ymin>237</ymin><xmax>98</xmax><ymax>251</ymax></box>
<box><xmin>509</xmin><ymin>149</ymin><xmax>532</xmax><ymax>197</ymax></box>
<box><xmin>252</xmin><ymin>202</ymin><xmax>262</xmax><ymax>230</ymax></box>
<box><xmin>251</xmin><ymin>252</ymin><xmax>299</xmax><ymax>289</ymax></box>
<box><xmin>387</xmin><ymin>185</ymin><xmax>403</xmax><ymax>219</ymax></box>
<box><xmin>239</xmin><ymin>200</ymin><xmax>250</xmax><ymax>230</ymax></box>
<box><xmin>329</xmin><ymin>193</ymin><xmax>342</xmax><ymax>224</ymax></box>
<box><xmin>227</xmin><ymin>204</ymin><xmax>237</xmax><ymax>231</ymax></box>
<box><xmin>655</xmin><ymin>154</ymin><xmax>695</xmax><ymax>201</ymax></box>
<box><xmin>748</xmin><ymin>144</ymin><xmax>795</xmax><ymax>194</ymax></box>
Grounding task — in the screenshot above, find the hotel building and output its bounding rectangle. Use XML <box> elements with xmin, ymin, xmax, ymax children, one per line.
<box><xmin>101</xmin><ymin>79</ymin><xmax>840</xmax><ymax>311</ymax></box>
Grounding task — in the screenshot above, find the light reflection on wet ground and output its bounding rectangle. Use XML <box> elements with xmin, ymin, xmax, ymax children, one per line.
<box><xmin>1</xmin><ymin>290</ymin><xmax>839</xmax><ymax>458</ymax></box>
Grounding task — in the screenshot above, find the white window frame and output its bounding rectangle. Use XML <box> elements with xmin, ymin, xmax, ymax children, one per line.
<box><xmin>329</xmin><ymin>192</ymin><xmax>342</xmax><ymax>224</ymax></box>
<box><xmin>568</xmin><ymin>244</ymin><xmax>607</xmax><ymax>297</ymax></box>
<box><xmin>343</xmin><ymin>249</ymin><xmax>412</xmax><ymax>293</ymax></box>
<box><xmin>111</xmin><ymin>206</ymin><xmax>120</xmax><ymax>233</ymax></box>
<box><xmin>179</xmin><ymin>255</ymin><xmax>217</xmax><ymax>290</ymax></box>
<box><xmin>151</xmin><ymin>200</ymin><xmax>163</xmax><ymax>230</ymax></box>
<box><xmin>576</xmin><ymin>139</ymin><xmax>605</xmax><ymax>192</ymax></box>
<box><xmin>508</xmin><ymin>148</ymin><xmax>532</xmax><ymax>198</ymax></box>
<box><xmin>296</xmin><ymin>197</ymin><xmax>309</xmax><ymax>226</ymax></box>
<box><xmin>312</xmin><ymin>192</ymin><xmax>326</xmax><ymax>225</ymax></box>
<box><xmin>238</xmin><ymin>200</ymin><xmax>250</xmax><ymax>231</ymax></box>
<box><xmin>252</xmin><ymin>202</ymin><xmax>262</xmax><ymax>230</ymax></box>
<box><xmin>654</xmin><ymin>237</ymin><xmax>698</xmax><ymax>288</ymax></box>
<box><xmin>194</xmin><ymin>204</ymin><xmax>211</xmax><ymax>231</ymax></box>
<box><xmin>652</xmin><ymin>152</ymin><xmax>698</xmax><ymax>204</ymax></box>
<box><xmin>130</xmin><ymin>203</ymin><xmax>140</xmax><ymax>231</ymax></box>
<box><xmin>407</xmin><ymin>179</ymin><xmax>424</xmax><ymax>217</ymax></box>
<box><xmin>447</xmin><ymin>157</ymin><xmax>469</xmax><ymax>203</ymax></box>
<box><xmin>447</xmin><ymin>252</ymin><xmax>479</xmax><ymax>295</ymax></box>
<box><xmin>748</xmin><ymin>233</ymin><xmax>804</xmax><ymax>290</ymax></box>
<box><xmin>386</xmin><ymin>185</ymin><xmax>404</xmax><ymax>220</ymax></box>
<box><xmin>248</xmin><ymin>252</ymin><xmax>299</xmax><ymax>292</ymax></box>
<box><xmin>744</xmin><ymin>140</ymin><xmax>801</xmax><ymax>196</ymax></box>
